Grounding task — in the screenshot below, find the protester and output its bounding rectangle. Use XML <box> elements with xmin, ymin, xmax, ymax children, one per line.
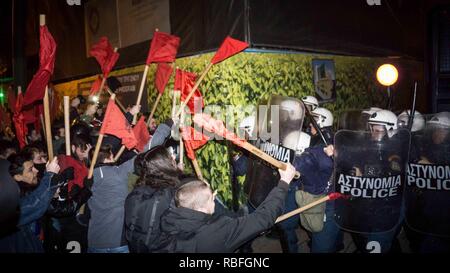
<box><xmin>87</xmin><ymin>110</ymin><xmax>172</xmax><ymax>253</ymax></box>
<box><xmin>0</xmin><ymin>155</ymin><xmax>60</xmax><ymax>252</ymax></box>
<box><xmin>159</xmin><ymin>163</ymin><xmax>297</xmax><ymax>253</ymax></box>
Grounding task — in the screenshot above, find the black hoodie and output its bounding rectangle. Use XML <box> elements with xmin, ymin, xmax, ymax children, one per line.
<box><xmin>160</xmin><ymin>180</ymin><xmax>289</xmax><ymax>253</ymax></box>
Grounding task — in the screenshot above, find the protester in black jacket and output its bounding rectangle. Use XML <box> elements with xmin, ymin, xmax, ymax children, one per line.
<box><xmin>160</xmin><ymin>163</ymin><xmax>297</xmax><ymax>253</ymax></box>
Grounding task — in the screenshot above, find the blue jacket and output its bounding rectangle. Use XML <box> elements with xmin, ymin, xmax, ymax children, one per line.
<box><xmin>293</xmin><ymin>145</ymin><xmax>333</xmax><ymax>195</ymax></box>
<box><xmin>0</xmin><ymin>172</ymin><xmax>57</xmax><ymax>253</ymax></box>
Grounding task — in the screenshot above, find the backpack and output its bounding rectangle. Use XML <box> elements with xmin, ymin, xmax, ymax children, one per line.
<box><xmin>124</xmin><ymin>186</ymin><xmax>173</xmax><ymax>253</ymax></box>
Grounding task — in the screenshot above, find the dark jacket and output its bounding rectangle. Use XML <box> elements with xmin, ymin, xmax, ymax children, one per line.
<box><xmin>0</xmin><ymin>161</ymin><xmax>19</xmax><ymax>237</ymax></box>
<box><xmin>160</xmin><ymin>180</ymin><xmax>289</xmax><ymax>253</ymax></box>
<box><xmin>0</xmin><ymin>172</ymin><xmax>57</xmax><ymax>252</ymax></box>
<box><xmin>293</xmin><ymin>145</ymin><xmax>333</xmax><ymax>195</ymax></box>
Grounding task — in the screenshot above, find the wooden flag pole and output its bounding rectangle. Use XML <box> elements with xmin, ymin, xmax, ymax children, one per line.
<box><xmin>40</xmin><ymin>15</ymin><xmax>54</xmax><ymax>161</ymax></box>
<box><xmin>88</xmin><ymin>134</ymin><xmax>104</xmax><ymax>179</ymax></box>
<box><xmin>40</xmin><ymin>114</ymin><xmax>46</xmax><ymax>139</ymax></box>
<box><xmin>179</xmin><ymin>101</ymin><xmax>184</xmax><ymax>166</ymax></box>
<box><xmin>239</xmin><ymin>141</ymin><xmax>300</xmax><ymax>179</ymax></box>
<box><xmin>113</xmin><ymin>145</ymin><xmax>126</xmax><ymax>162</ymax></box>
<box><xmin>88</xmin><ymin>94</ymin><xmax>116</xmax><ymax>179</ymax></box>
<box><xmin>175</xmin><ymin>62</ymin><xmax>213</xmax><ymax>118</ymax></box>
<box><xmin>64</xmin><ymin>96</ymin><xmax>71</xmax><ymax>156</ymax></box>
<box><xmin>171</xmin><ymin>89</ymin><xmax>180</xmax><ymax>119</ymax></box>
<box><xmin>43</xmin><ymin>87</ymin><xmax>54</xmax><ymax>161</ymax></box>
<box><xmin>192</xmin><ymin>158</ymin><xmax>203</xmax><ymax>181</ymax></box>
<box><xmin>133</xmin><ymin>64</ymin><xmax>149</xmax><ymax>125</ymax></box>
<box><xmin>147</xmin><ymin>92</ymin><xmax>162</xmax><ymax>126</ymax></box>
<box><xmin>105</xmin><ymin>86</ymin><xmax>126</xmax><ymax>113</ymax></box>
<box><xmin>275</xmin><ymin>195</ymin><xmax>331</xmax><ymax>224</ymax></box>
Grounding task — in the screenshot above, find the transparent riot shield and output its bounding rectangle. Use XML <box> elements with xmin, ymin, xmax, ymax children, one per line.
<box><xmin>333</xmin><ymin>128</ymin><xmax>411</xmax><ymax>233</ymax></box>
<box><xmin>405</xmin><ymin>121</ymin><xmax>450</xmax><ymax>237</ymax></box>
<box><xmin>246</xmin><ymin>95</ymin><xmax>305</xmax><ymax>208</ymax></box>
<box><xmin>337</xmin><ymin>109</ymin><xmax>371</xmax><ymax>131</ymax></box>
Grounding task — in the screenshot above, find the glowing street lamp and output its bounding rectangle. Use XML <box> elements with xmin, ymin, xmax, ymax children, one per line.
<box><xmin>376</xmin><ymin>64</ymin><xmax>398</xmax><ymax>109</ymax></box>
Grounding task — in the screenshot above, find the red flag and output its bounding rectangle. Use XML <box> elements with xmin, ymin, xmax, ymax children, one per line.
<box><xmin>133</xmin><ymin>116</ymin><xmax>151</xmax><ymax>152</ymax></box>
<box><xmin>90</xmin><ymin>76</ymin><xmax>103</xmax><ymax>96</ymax></box>
<box><xmin>33</xmin><ymin>104</ymin><xmax>44</xmax><ymax>133</ymax></box>
<box><xmin>13</xmin><ymin>113</ymin><xmax>28</xmax><ymax>149</ymax></box>
<box><xmin>90</xmin><ymin>37</ymin><xmax>119</xmax><ymax>77</ymax></box>
<box><xmin>193</xmin><ymin>113</ymin><xmax>246</xmax><ymax>147</ymax></box>
<box><xmin>174</xmin><ymin>68</ymin><xmax>183</xmax><ymax>91</ymax></box>
<box><xmin>23</xmin><ymin>25</ymin><xmax>57</xmax><ymax>106</ymax></box>
<box><xmin>211</xmin><ymin>36</ymin><xmax>248</xmax><ymax>65</ymax></box>
<box><xmin>57</xmin><ymin>155</ymin><xmax>89</xmax><ymax>192</ymax></box>
<box><xmin>180</xmin><ymin>127</ymin><xmax>209</xmax><ymax>160</ymax></box>
<box><xmin>146</xmin><ymin>31</ymin><xmax>180</xmax><ymax>64</ymax></box>
<box><xmin>155</xmin><ymin>63</ymin><xmax>173</xmax><ymax>94</ymax></box>
<box><xmin>13</xmin><ymin>92</ymin><xmax>27</xmax><ymax>149</ymax></box>
<box><xmin>179</xmin><ymin>70</ymin><xmax>204</xmax><ymax>113</ymax></box>
<box><xmin>100</xmin><ymin>98</ymin><xmax>137</xmax><ymax>149</ymax></box>
<box><xmin>22</xmin><ymin>106</ymin><xmax>37</xmax><ymax>125</ymax></box>
<box><xmin>328</xmin><ymin>192</ymin><xmax>349</xmax><ymax>200</ymax></box>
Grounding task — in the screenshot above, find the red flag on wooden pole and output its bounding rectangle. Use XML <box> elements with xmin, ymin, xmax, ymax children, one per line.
<box><xmin>180</xmin><ymin>126</ymin><xmax>209</xmax><ymax>160</ymax></box>
<box><xmin>100</xmin><ymin>98</ymin><xmax>137</xmax><ymax>149</ymax></box>
<box><xmin>175</xmin><ymin>36</ymin><xmax>248</xmax><ymax>118</ymax></box>
<box><xmin>155</xmin><ymin>63</ymin><xmax>173</xmax><ymax>94</ymax></box>
<box><xmin>146</xmin><ymin>31</ymin><xmax>180</xmax><ymax>64</ymax></box>
<box><xmin>133</xmin><ymin>116</ymin><xmax>151</xmax><ymax>152</ymax></box>
<box><xmin>23</xmin><ymin>25</ymin><xmax>57</xmax><ymax>106</ymax></box>
<box><xmin>179</xmin><ymin>69</ymin><xmax>204</xmax><ymax>113</ymax></box>
<box><xmin>89</xmin><ymin>37</ymin><xmax>119</xmax><ymax>77</ymax></box>
<box><xmin>90</xmin><ymin>76</ymin><xmax>103</xmax><ymax>96</ymax></box>
<box><xmin>210</xmin><ymin>36</ymin><xmax>249</xmax><ymax>65</ymax></box>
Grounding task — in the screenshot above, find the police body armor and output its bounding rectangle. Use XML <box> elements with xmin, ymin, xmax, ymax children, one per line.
<box><xmin>333</xmin><ymin>129</ymin><xmax>410</xmax><ymax>233</ymax></box>
<box><xmin>405</xmin><ymin>123</ymin><xmax>450</xmax><ymax>238</ymax></box>
<box><xmin>245</xmin><ymin>95</ymin><xmax>305</xmax><ymax>208</ymax></box>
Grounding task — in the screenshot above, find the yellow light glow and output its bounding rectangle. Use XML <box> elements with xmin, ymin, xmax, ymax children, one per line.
<box><xmin>376</xmin><ymin>64</ymin><xmax>398</xmax><ymax>86</ymax></box>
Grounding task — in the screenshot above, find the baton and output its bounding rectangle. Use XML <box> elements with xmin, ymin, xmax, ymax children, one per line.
<box><xmin>300</xmin><ymin>99</ymin><xmax>329</xmax><ymax>146</ymax></box>
<box><xmin>407</xmin><ymin>82</ymin><xmax>417</xmax><ymax>132</ymax></box>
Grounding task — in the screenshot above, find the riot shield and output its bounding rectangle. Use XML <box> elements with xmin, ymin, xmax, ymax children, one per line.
<box><xmin>405</xmin><ymin>123</ymin><xmax>450</xmax><ymax>237</ymax></box>
<box><xmin>337</xmin><ymin>109</ymin><xmax>371</xmax><ymax>131</ymax></box>
<box><xmin>333</xmin><ymin>129</ymin><xmax>410</xmax><ymax>233</ymax></box>
<box><xmin>246</xmin><ymin>95</ymin><xmax>305</xmax><ymax>208</ymax></box>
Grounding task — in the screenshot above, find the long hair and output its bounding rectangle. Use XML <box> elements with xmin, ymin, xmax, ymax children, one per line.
<box><xmin>135</xmin><ymin>146</ymin><xmax>181</xmax><ymax>189</ymax></box>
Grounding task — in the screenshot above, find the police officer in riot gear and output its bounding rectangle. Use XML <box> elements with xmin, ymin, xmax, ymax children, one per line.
<box><xmin>310</xmin><ymin>107</ymin><xmax>334</xmax><ymax>146</ymax></box>
<box><xmin>334</xmin><ymin>109</ymin><xmax>410</xmax><ymax>253</ymax></box>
